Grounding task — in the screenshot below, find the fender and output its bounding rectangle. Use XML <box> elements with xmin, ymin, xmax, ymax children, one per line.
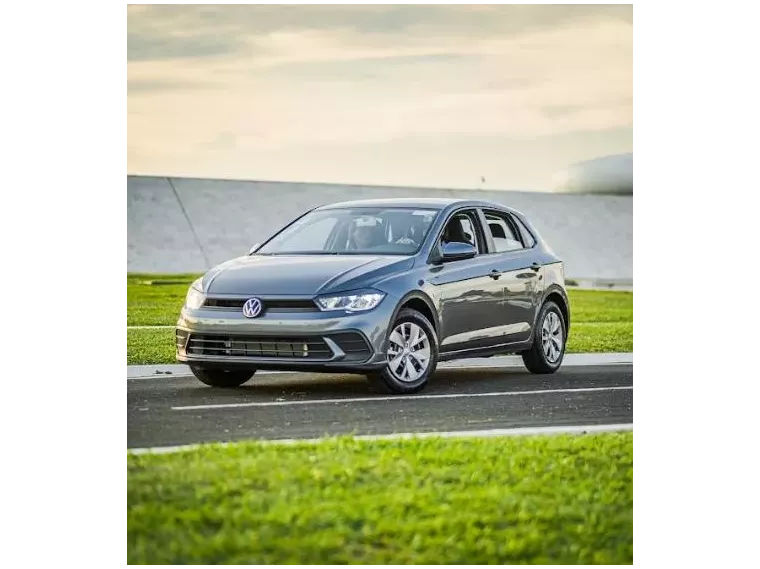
<box><xmin>389</xmin><ymin>289</ymin><xmax>441</xmax><ymax>335</ymax></box>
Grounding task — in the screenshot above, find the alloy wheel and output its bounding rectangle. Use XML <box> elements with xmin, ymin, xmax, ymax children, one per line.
<box><xmin>387</xmin><ymin>322</ymin><xmax>431</xmax><ymax>382</ymax></box>
<box><xmin>541</xmin><ymin>311</ymin><xmax>564</xmax><ymax>363</ymax></box>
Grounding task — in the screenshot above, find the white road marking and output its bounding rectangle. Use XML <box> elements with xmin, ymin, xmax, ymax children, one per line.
<box><xmin>172</xmin><ymin>385</ymin><xmax>632</xmax><ymax>411</ymax></box>
<box><xmin>128</xmin><ymin>422</ymin><xmax>633</xmax><ymax>455</ymax></box>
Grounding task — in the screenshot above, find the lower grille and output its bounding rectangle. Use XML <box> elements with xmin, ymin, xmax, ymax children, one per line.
<box><xmin>186</xmin><ymin>334</ymin><xmax>332</xmax><ymax>360</ymax></box>
<box><xmin>175</xmin><ymin>329</ymin><xmax>189</xmax><ymax>350</ymax></box>
<box><xmin>330</xmin><ymin>332</ymin><xmax>372</xmax><ymax>362</ymax></box>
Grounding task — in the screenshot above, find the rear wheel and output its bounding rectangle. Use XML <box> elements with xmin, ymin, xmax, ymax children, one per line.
<box><xmin>521</xmin><ymin>301</ymin><xmax>566</xmax><ymax>374</ymax></box>
<box><xmin>190</xmin><ymin>366</ymin><xmax>256</xmax><ymax>387</ymax></box>
<box><xmin>367</xmin><ymin>308</ymin><xmax>439</xmax><ymax>394</ymax></box>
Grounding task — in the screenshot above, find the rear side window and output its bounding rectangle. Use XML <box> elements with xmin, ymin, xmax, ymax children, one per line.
<box><xmin>483</xmin><ymin>211</ymin><xmax>523</xmax><ymax>252</ymax></box>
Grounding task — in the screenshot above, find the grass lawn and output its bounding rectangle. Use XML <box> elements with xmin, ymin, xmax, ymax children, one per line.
<box><xmin>126</xmin><ymin>274</ymin><xmax>633</xmax><ymax>364</ymax></box>
<box><xmin>128</xmin><ymin>432</ymin><xmax>633</xmax><ymax>564</ymax></box>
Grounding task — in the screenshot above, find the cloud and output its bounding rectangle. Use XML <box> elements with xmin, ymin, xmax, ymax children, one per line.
<box><xmin>129</xmin><ymin>16</ymin><xmax>631</xmax><ymax>144</ymax></box>
<box><xmin>127</xmin><ymin>5</ymin><xmax>632</xmax><ymax>189</ymax></box>
<box><xmin>127</xmin><ymin>5</ymin><xmax>243</xmax><ymax>61</ymax></box>
<box><xmin>127</xmin><ymin>4</ymin><xmax>632</xmax><ymax>62</ymax></box>
<box><xmin>129</xmin><ymin>6</ymin><xmax>630</xmax><ymax>41</ymax></box>
<box><xmin>127</xmin><ymin>79</ymin><xmax>212</xmax><ymax>94</ymax></box>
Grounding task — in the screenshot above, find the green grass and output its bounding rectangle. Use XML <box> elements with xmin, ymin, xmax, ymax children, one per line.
<box><xmin>128</xmin><ymin>328</ymin><xmax>176</xmax><ymax>365</ymax></box>
<box><xmin>566</xmin><ymin>290</ymin><xmax>633</xmax><ymax>323</ymax></box>
<box><xmin>127</xmin><ymin>273</ymin><xmax>198</xmax><ymax>326</ymax></box>
<box><xmin>128</xmin><ymin>432</ymin><xmax>633</xmax><ymax>564</ymax></box>
<box><xmin>126</xmin><ymin>274</ymin><xmax>633</xmax><ymax>364</ymax></box>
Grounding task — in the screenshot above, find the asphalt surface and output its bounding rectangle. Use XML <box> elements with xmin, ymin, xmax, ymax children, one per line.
<box><xmin>128</xmin><ymin>364</ymin><xmax>633</xmax><ymax>449</ymax></box>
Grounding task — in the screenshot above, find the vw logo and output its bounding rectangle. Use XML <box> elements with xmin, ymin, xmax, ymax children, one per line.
<box><xmin>242</xmin><ymin>297</ymin><xmax>264</xmax><ymax>318</ymax></box>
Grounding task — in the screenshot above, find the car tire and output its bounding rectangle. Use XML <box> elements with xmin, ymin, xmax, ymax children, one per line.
<box><xmin>367</xmin><ymin>308</ymin><xmax>439</xmax><ymax>394</ymax></box>
<box><xmin>521</xmin><ymin>301</ymin><xmax>566</xmax><ymax>374</ymax></box>
<box><xmin>190</xmin><ymin>366</ymin><xmax>256</xmax><ymax>387</ymax></box>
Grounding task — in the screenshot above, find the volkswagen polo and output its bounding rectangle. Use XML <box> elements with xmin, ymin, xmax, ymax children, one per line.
<box><xmin>176</xmin><ymin>198</ymin><xmax>570</xmax><ymax>394</ymax></box>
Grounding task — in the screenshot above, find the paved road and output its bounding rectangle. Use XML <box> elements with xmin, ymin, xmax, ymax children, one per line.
<box><xmin>128</xmin><ymin>364</ymin><xmax>633</xmax><ymax>449</ymax></box>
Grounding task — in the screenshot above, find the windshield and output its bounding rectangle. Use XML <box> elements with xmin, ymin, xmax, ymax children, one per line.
<box><xmin>257</xmin><ymin>207</ymin><xmax>440</xmax><ymax>255</ymax></box>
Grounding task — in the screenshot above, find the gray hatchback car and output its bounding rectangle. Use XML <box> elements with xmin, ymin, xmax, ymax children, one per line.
<box><xmin>176</xmin><ymin>198</ymin><xmax>570</xmax><ymax>394</ymax></box>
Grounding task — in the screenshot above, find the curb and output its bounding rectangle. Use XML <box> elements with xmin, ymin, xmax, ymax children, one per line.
<box><xmin>128</xmin><ymin>423</ymin><xmax>634</xmax><ymax>454</ymax></box>
<box><xmin>127</xmin><ymin>352</ymin><xmax>633</xmax><ymax>379</ymax></box>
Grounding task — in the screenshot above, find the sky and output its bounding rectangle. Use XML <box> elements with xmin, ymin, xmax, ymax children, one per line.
<box><xmin>127</xmin><ymin>4</ymin><xmax>632</xmax><ymax>192</ymax></box>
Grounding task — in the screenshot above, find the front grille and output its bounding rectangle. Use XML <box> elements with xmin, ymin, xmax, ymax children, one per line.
<box><xmin>186</xmin><ymin>334</ymin><xmax>332</xmax><ymax>360</ymax></box>
<box><xmin>203</xmin><ymin>298</ymin><xmax>318</xmax><ymax>312</ymax></box>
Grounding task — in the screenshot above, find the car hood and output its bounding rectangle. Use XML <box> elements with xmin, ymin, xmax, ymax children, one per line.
<box><xmin>202</xmin><ymin>254</ymin><xmax>413</xmax><ymax>296</ymax></box>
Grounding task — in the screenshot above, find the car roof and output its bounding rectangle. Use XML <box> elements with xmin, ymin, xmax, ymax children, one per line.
<box><xmin>314</xmin><ymin>197</ymin><xmax>522</xmax><ymax>214</ymax></box>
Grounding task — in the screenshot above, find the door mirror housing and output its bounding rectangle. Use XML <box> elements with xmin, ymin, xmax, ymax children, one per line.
<box><xmin>441</xmin><ymin>241</ymin><xmax>477</xmax><ymax>262</ymax></box>
<box><xmin>248</xmin><ymin>243</ymin><xmax>261</xmax><ymax>255</ymax></box>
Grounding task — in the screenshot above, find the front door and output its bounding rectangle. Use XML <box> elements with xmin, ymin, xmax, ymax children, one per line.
<box><xmin>427</xmin><ymin>209</ymin><xmax>510</xmax><ymax>354</ymax></box>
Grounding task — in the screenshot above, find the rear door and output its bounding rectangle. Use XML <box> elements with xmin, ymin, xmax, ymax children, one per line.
<box><xmin>478</xmin><ymin>208</ymin><xmax>544</xmax><ymax>344</ymax></box>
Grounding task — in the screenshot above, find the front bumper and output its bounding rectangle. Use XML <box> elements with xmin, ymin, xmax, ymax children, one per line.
<box><xmin>175</xmin><ymin>298</ymin><xmax>396</xmax><ymax>372</ymax></box>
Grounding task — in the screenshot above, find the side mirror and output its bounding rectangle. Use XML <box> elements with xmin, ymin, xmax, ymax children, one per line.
<box><xmin>441</xmin><ymin>241</ymin><xmax>477</xmax><ymax>262</ymax></box>
<box><xmin>248</xmin><ymin>243</ymin><xmax>261</xmax><ymax>255</ymax></box>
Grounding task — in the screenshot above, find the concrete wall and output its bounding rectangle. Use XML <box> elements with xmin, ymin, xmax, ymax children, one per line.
<box><xmin>128</xmin><ymin>175</ymin><xmax>632</xmax><ymax>279</ymax></box>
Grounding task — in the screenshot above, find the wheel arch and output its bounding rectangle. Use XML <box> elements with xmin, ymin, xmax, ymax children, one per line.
<box><xmin>390</xmin><ymin>290</ymin><xmax>440</xmax><ymax>335</ymax></box>
<box><xmin>540</xmin><ymin>285</ymin><xmax>570</xmax><ymax>333</ymax></box>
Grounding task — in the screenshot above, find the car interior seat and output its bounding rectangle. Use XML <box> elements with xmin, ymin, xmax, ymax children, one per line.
<box><xmin>444</xmin><ymin>218</ymin><xmax>473</xmax><ymax>246</ymax></box>
<box><xmin>488</xmin><ymin>221</ymin><xmax>523</xmax><ymax>252</ymax></box>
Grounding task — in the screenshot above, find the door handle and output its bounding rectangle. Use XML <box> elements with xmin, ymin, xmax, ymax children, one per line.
<box><xmin>489</xmin><ymin>269</ymin><xmax>502</xmax><ymax>280</ymax></box>
<box><xmin>530</xmin><ymin>262</ymin><xmax>541</xmax><ymax>271</ymax></box>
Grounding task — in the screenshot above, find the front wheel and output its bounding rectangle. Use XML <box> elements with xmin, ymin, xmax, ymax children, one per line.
<box><xmin>190</xmin><ymin>366</ymin><xmax>256</xmax><ymax>387</ymax></box>
<box><xmin>367</xmin><ymin>308</ymin><xmax>439</xmax><ymax>394</ymax></box>
<box><xmin>521</xmin><ymin>301</ymin><xmax>566</xmax><ymax>374</ymax></box>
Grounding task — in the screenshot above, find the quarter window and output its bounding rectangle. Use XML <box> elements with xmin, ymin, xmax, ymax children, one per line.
<box><xmin>511</xmin><ymin>215</ymin><xmax>536</xmax><ymax>248</ymax></box>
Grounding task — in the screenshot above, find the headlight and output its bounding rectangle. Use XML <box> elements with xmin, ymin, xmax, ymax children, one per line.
<box><xmin>315</xmin><ymin>290</ymin><xmax>386</xmax><ymax>312</ymax></box>
<box><xmin>185</xmin><ymin>278</ymin><xmax>205</xmax><ymax>309</ymax></box>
